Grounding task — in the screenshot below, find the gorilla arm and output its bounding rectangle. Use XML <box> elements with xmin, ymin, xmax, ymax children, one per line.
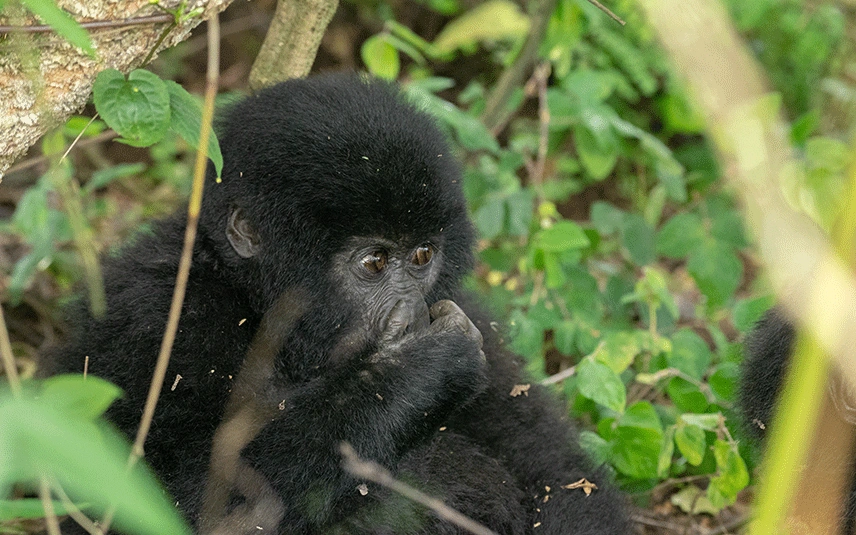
<box><xmin>239</xmin><ymin>299</ymin><xmax>488</xmax><ymax>530</ymax></box>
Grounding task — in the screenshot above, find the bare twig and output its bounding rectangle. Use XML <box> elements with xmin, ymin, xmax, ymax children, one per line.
<box><xmin>340</xmin><ymin>443</ymin><xmax>498</xmax><ymax>535</ymax></box>
<box><xmin>5</xmin><ymin>131</ymin><xmax>118</xmax><ymax>181</ymax></box>
<box><xmin>540</xmin><ymin>365</ymin><xmax>576</xmax><ymax>386</ymax></box>
<box><xmin>526</xmin><ymin>63</ymin><xmax>551</xmax><ymax>203</ymax></box>
<box><xmin>100</xmin><ymin>8</ymin><xmax>220</xmax><ymax>535</ymax></box>
<box><xmin>587</xmin><ymin>0</ymin><xmax>625</xmax><ymax>26</ymax></box>
<box><xmin>481</xmin><ymin>0</ymin><xmax>558</xmax><ymax>133</ymax></box>
<box><xmin>0</xmin><ymin>14</ymin><xmax>173</xmax><ymax>34</ymax></box>
<box><xmin>39</xmin><ymin>478</ymin><xmax>61</xmax><ymax>535</ymax></box>
<box><xmin>0</xmin><ymin>304</ymin><xmax>21</xmax><ymax>396</ymax></box>
<box><xmin>52</xmin><ymin>481</ymin><xmax>105</xmax><ymax>535</ymax></box>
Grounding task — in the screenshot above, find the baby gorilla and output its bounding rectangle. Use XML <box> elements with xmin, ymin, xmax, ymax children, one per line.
<box><xmin>45</xmin><ymin>73</ymin><xmax>631</xmax><ymax>534</ymax></box>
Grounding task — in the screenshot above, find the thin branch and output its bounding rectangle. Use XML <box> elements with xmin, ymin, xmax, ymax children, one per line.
<box><xmin>0</xmin><ymin>303</ymin><xmax>22</xmax><ymax>396</ymax></box>
<box><xmin>52</xmin><ymin>481</ymin><xmax>105</xmax><ymax>535</ymax></box>
<box><xmin>540</xmin><ymin>364</ymin><xmax>576</xmax><ymax>386</ymax></box>
<box><xmin>0</xmin><ymin>14</ymin><xmax>173</xmax><ymax>34</ymax></box>
<box><xmin>481</xmin><ymin>0</ymin><xmax>558</xmax><ymax>133</ymax></box>
<box><xmin>340</xmin><ymin>443</ymin><xmax>498</xmax><ymax>535</ymax></box>
<box><xmin>39</xmin><ymin>478</ymin><xmax>61</xmax><ymax>535</ymax></box>
<box><xmin>587</xmin><ymin>0</ymin><xmax>625</xmax><ymax>26</ymax></box>
<box><xmin>100</xmin><ymin>8</ymin><xmax>220</xmax><ymax>534</ymax></box>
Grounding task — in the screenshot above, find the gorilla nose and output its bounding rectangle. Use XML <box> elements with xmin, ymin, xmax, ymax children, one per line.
<box><xmin>382</xmin><ymin>298</ymin><xmax>430</xmax><ymax>341</ymax></box>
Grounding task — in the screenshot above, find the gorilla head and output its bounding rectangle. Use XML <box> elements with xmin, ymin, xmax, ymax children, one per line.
<box><xmin>200</xmin><ymin>74</ymin><xmax>477</xmax><ymax>374</ymax></box>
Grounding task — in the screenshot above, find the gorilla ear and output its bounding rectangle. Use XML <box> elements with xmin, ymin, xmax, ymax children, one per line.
<box><xmin>227</xmin><ymin>207</ymin><xmax>261</xmax><ymax>258</ymax></box>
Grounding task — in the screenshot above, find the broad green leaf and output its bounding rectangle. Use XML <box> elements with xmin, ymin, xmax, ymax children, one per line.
<box><xmin>573</xmin><ymin>123</ymin><xmax>618</xmax><ymax>180</ymax></box>
<box><xmin>40</xmin><ymin>375</ymin><xmax>122</xmax><ymax>421</ymax></box>
<box><xmin>473</xmin><ymin>198</ymin><xmax>505</xmax><ymax>239</ymax></box>
<box><xmin>707</xmin><ymin>440</ymin><xmax>749</xmax><ymax>508</ymax></box>
<box><xmin>508</xmin><ymin>311</ymin><xmax>543</xmax><ymax>360</ymax></box>
<box><xmin>0</xmin><ymin>498</ymin><xmax>82</xmax><ymax>520</ymax></box>
<box><xmin>687</xmin><ymin>242</ymin><xmax>742</xmax><ymax>309</ymax></box>
<box><xmin>85</xmin><ymin>163</ymin><xmax>146</xmax><ymax>194</ymax></box>
<box><xmin>505</xmin><ymin>189</ymin><xmax>534</xmax><ymax>236</ymax></box>
<box><xmin>597</xmin><ymin>331</ymin><xmax>639</xmax><ymax>374</ymax></box>
<box><xmin>164</xmin><ymin>81</ymin><xmax>224</xmax><ymax>178</ymax></box>
<box><xmin>709</xmin><ymin>363</ymin><xmax>740</xmax><ymax>402</ymax></box>
<box><xmin>361</xmin><ymin>35</ymin><xmax>401</xmax><ymax>81</ymax></box>
<box><xmin>20</xmin><ymin>0</ymin><xmax>94</xmax><ymax>55</ymax></box>
<box><xmin>733</xmin><ymin>295</ymin><xmax>774</xmax><ymax>332</ymax></box>
<box><xmin>674</xmin><ymin>423</ymin><xmax>706</xmax><ymax>465</ymax></box>
<box><xmin>656</xmin><ymin>213</ymin><xmax>705</xmax><ymax>258</ymax></box>
<box><xmin>578</xmin><ymin>430</ymin><xmax>610</xmax><ymax>466</ymax></box>
<box><xmin>680</xmin><ymin>412</ymin><xmax>721</xmax><ymax>432</ymax></box>
<box><xmin>671</xmin><ymin>486</ymin><xmax>720</xmax><ymax>515</ymax></box>
<box><xmin>590</xmin><ymin>201</ymin><xmax>624</xmax><ymax>235</ymax></box>
<box><xmin>432</xmin><ymin>0</ymin><xmax>530</xmax><ymax>54</ymax></box>
<box><xmin>666</xmin><ymin>377</ymin><xmax>708</xmax><ymax>413</ymax></box>
<box><xmin>621</xmin><ymin>214</ymin><xmax>655</xmax><ymax>266</ymax></box>
<box><xmin>667</xmin><ymin>329</ymin><xmax>711</xmax><ymax>380</ymax></box>
<box><xmin>543</xmin><ymin>252</ymin><xmax>566</xmax><ymax>289</ymax></box>
<box><xmin>0</xmin><ymin>389</ymin><xmax>191</xmax><ymax>535</ymax></box>
<box><xmin>577</xmin><ymin>357</ymin><xmax>626</xmax><ymax>413</ymax></box>
<box><xmin>611</xmin><ymin>401</ymin><xmax>663</xmax><ymax>479</ymax></box>
<box><xmin>93</xmin><ymin>69</ymin><xmax>170</xmax><ymax>147</ymax></box>
<box><xmin>535</xmin><ymin>220</ymin><xmax>590</xmax><ymax>252</ymax></box>
<box><xmin>553</xmin><ymin>320</ymin><xmax>576</xmax><ymax>355</ymax></box>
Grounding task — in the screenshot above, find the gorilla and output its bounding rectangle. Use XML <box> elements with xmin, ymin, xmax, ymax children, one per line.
<box><xmin>44</xmin><ymin>73</ymin><xmax>631</xmax><ymax>534</ymax></box>
<box><xmin>739</xmin><ymin>308</ymin><xmax>856</xmax><ymax>533</ymax></box>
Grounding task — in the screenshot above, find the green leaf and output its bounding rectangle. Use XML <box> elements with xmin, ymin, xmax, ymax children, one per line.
<box><xmin>40</xmin><ymin>375</ymin><xmax>123</xmax><ymax>420</ymax></box>
<box><xmin>473</xmin><ymin>198</ymin><xmax>505</xmax><ymax>239</ymax></box>
<box><xmin>0</xmin><ymin>498</ymin><xmax>82</xmax><ymax>520</ymax></box>
<box><xmin>597</xmin><ymin>331</ymin><xmax>639</xmax><ymax>374</ymax></box>
<box><xmin>667</xmin><ymin>329</ymin><xmax>712</xmax><ymax>380</ymax></box>
<box><xmin>658</xmin><ymin>426</ymin><xmax>675</xmax><ymax>478</ymax></box>
<box><xmin>687</xmin><ymin>242</ymin><xmax>742</xmax><ymax>309</ymax></box>
<box><xmin>505</xmin><ymin>189</ymin><xmax>533</xmax><ymax>236</ymax></box>
<box><xmin>590</xmin><ymin>201</ymin><xmax>624</xmax><ymax>236</ymax></box>
<box><xmin>361</xmin><ymin>35</ymin><xmax>401</xmax><ymax>81</ymax></box>
<box><xmin>577</xmin><ymin>357</ymin><xmax>626</xmax><ymax>413</ymax></box>
<box><xmin>732</xmin><ymin>295</ymin><xmax>774</xmax><ymax>332</ymax></box>
<box><xmin>432</xmin><ymin>0</ymin><xmax>530</xmax><ymax>54</ymax></box>
<box><xmin>680</xmin><ymin>412</ymin><xmax>721</xmax><ymax>432</ymax></box>
<box><xmin>674</xmin><ymin>422</ymin><xmax>706</xmax><ymax>465</ymax></box>
<box><xmin>93</xmin><ymin>69</ymin><xmax>170</xmax><ymax>147</ymax></box>
<box><xmin>671</xmin><ymin>486</ymin><xmax>720</xmax><ymax>515</ymax></box>
<box><xmin>611</xmin><ymin>401</ymin><xmax>663</xmax><ymax>479</ymax></box>
<box><xmin>20</xmin><ymin>0</ymin><xmax>94</xmax><ymax>55</ymax></box>
<box><xmin>508</xmin><ymin>311</ymin><xmax>543</xmax><ymax>360</ymax></box>
<box><xmin>574</xmin><ymin>123</ymin><xmax>618</xmax><ymax>180</ymax></box>
<box><xmin>85</xmin><ymin>163</ymin><xmax>146</xmax><ymax>194</ymax></box>
<box><xmin>553</xmin><ymin>320</ymin><xmax>576</xmax><ymax>355</ymax></box>
<box><xmin>621</xmin><ymin>214</ymin><xmax>655</xmax><ymax>266</ymax></box>
<box><xmin>709</xmin><ymin>363</ymin><xmax>740</xmax><ymax>402</ymax></box>
<box><xmin>656</xmin><ymin>213</ymin><xmax>705</xmax><ymax>258</ymax></box>
<box><xmin>0</xmin><ymin>389</ymin><xmax>191</xmax><ymax>535</ymax></box>
<box><xmin>535</xmin><ymin>220</ymin><xmax>590</xmax><ymax>252</ymax></box>
<box><xmin>707</xmin><ymin>439</ymin><xmax>749</xmax><ymax>508</ymax></box>
<box><xmin>164</xmin><ymin>81</ymin><xmax>224</xmax><ymax>178</ymax></box>
<box><xmin>666</xmin><ymin>377</ymin><xmax>708</xmax><ymax>413</ymax></box>
<box><xmin>578</xmin><ymin>430</ymin><xmax>610</xmax><ymax>466</ymax></box>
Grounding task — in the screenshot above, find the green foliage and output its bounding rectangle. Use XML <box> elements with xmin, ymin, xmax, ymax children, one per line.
<box><xmin>93</xmin><ymin>69</ymin><xmax>223</xmax><ymax>177</ymax></box>
<box><xmin>12</xmin><ymin>0</ymin><xmax>94</xmax><ymax>55</ymax></box>
<box><xmin>0</xmin><ymin>377</ymin><xmax>192</xmax><ymax>535</ymax></box>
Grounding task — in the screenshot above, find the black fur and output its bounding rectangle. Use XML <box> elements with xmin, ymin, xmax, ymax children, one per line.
<box><xmin>44</xmin><ymin>74</ymin><xmax>631</xmax><ymax>534</ymax></box>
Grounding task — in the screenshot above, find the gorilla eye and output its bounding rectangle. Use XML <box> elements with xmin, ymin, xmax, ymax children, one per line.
<box><xmin>361</xmin><ymin>251</ymin><xmax>388</xmax><ymax>273</ymax></box>
<box><xmin>412</xmin><ymin>245</ymin><xmax>434</xmax><ymax>266</ymax></box>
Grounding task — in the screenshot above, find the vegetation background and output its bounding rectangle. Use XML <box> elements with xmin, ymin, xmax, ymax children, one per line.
<box><xmin>1</xmin><ymin>0</ymin><xmax>855</xmax><ymax>533</ymax></box>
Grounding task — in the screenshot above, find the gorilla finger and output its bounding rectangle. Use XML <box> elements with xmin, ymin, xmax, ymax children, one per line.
<box><xmin>429</xmin><ymin>299</ymin><xmax>461</xmax><ymax>321</ymax></box>
<box><xmin>429</xmin><ymin>301</ymin><xmax>483</xmax><ymax>348</ymax></box>
<box><xmin>381</xmin><ymin>300</ymin><xmax>410</xmax><ymax>343</ymax></box>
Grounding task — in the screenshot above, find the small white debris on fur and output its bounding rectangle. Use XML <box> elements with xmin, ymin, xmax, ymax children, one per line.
<box><xmin>170</xmin><ymin>375</ymin><xmax>182</xmax><ymax>391</ymax></box>
<box><xmin>533</xmin><ymin>522</ymin><xmax>541</xmax><ymax>528</ymax></box>
<box><xmin>439</xmin><ymin>426</ymin><xmax>447</xmax><ymax>431</ymax></box>
<box><xmin>545</xmin><ymin>486</ymin><xmax>550</xmax><ymax>492</ymax></box>
<box><xmin>358</xmin><ymin>484</ymin><xmax>369</xmax><ymax>496</ymax></box>
<box><xmin>239</xmin><ymin>318</ymin><xmax>247</xmax><ymax>326</ymax></box>
<box><xmin>510</xmin><ymin>384</ymin><xmax>531</xmax><ymax>397</ymax></box>
<box><xmin>375</xmin><ymin>393</ymin><xmax>383</xmax><ymax>401</ymax></box>
<box><xmin>562</xmin><ymin>478</ymin><xmax>598</xmax><ymax>496</ymax></box>
<box><xmin>279</xmin><ymin>400</ymin><xmax>286</xmax><ymax>410</ymax></box>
